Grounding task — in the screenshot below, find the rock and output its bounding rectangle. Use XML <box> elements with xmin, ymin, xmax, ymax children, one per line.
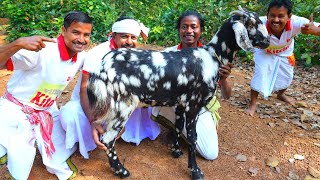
<box><xmin>266</xmin><ymin>156</ymin><xmax>279</xmax><ymax>168</ymax></box>
<box><xmin>289</xmin><ymin>158</ymin><xmax>295</xmax><ymax>163</ymax></box>
<box><xmin>293</xmin><ymin>154</ymin><xmax>305</xmax><ymax>160</ymax></box>
<box><xmin>236</xmin><ymin>154</ymin><xmax>247</xmax><ymax>162</ymax></box>
<box><xmin>268</xmin><ymin>122</ymin><xmax>276</xmax><ymax>128</ymax></box>
<box><xmin>248</xmin><ymin>167</ymin><xmax>258</xmax><ymax>176</ymax></box>
<box><xmin>288</xmin><ymin>171</ymin><xmax>300</xmax><ymax>180</ymax></box>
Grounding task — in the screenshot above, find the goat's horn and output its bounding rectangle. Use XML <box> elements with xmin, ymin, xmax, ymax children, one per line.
<box><xmin>238</xmin><ymin>5</ymin><xmax>245</xmax><ymax>12</ymax></box>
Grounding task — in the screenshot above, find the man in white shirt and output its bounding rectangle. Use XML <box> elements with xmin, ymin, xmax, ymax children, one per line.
<box><xmin>59</xmin><ymin>16</ymin><xmax>160</xmax><ymax>158</ymax></box>
<box><xmin>0</xmin><ymin>10</ymin><xmax>92</xmax><ymax>180</ymax></box>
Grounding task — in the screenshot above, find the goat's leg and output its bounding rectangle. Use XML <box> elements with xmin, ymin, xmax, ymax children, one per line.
<box><xmin>102</xmin><ymin>120</ymin><xmax>130</xmax><ymax>178</ymax></box>
<box><xmin>185</xmin><ymin>113</ymin><xmax>204</xmax><ymax>180</ymax></box>
<box><xmin>171</xmin><ymin>105</ymin><xmax>185</xmax><ymax>158</ymax></box>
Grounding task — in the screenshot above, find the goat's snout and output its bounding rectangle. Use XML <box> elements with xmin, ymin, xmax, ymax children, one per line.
<box><xmin>260</xmin><ymin>36</ymin><xmax>270</xmax><ymax>49</ymax></box>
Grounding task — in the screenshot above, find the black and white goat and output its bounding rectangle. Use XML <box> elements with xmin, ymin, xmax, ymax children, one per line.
<box><xmin>87</xmin><ymin>7</ymin><xmax>269</xmax><ymax>179</ymax></box>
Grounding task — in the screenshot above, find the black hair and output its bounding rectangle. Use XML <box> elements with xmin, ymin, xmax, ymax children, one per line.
<box><xmin>176</xmin><ymin>10</ymin><xmax>205</xmax><ymax>32</ymax></box>
<box><xmin>63</xmin><ymin>11</ymin><xmax>92</xmax><ymax>29</ymax></box>
<box><xmin>267</xmin><ymin>0</ymin><xmax>293</xmax><ymax>15</ymax></box>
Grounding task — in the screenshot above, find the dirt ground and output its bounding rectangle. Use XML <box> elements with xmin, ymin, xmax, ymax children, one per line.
<box><xmin>0</xmin><ymin>32</ymin><xmax>319</xmax><ymax>179</ymax></box>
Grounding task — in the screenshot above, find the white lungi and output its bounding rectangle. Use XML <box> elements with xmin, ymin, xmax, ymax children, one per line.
<box><xmin>0</xmin><ymin>98</ymin><xmax>76</xmax><ymax>180</ymax></box>
<box><xmin>152</xmin><ymin>106</ymin><xmax>218</xmax><ymax>160</ymax></box>
<box><xmin>251</xmin><ymin>50</ymin><xmax>293</xmax><ymax>99</ymax></box>
<box><xmin>59</xmin><ymin>98</ymin><xmax>96</xmax><ymax>159</ymax></box>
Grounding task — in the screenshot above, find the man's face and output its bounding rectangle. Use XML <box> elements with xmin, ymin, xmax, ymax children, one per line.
<box><xmin>62</xmin><ymin>22</ymin><xmax>92</xmax><ymax>56</ymax></box>
<box><xmin>112</xmin><ymin>33</ymin><xmax>138</xmax><ymax>48</ymax></box>
<box><xmin>267</xmin><ymin>6</ymin><xmax>291</xmax><ymax>37</ymax></box>
<box><xmin>179</xmin><ymin>15</ymin><xmax>202</xmax><ymax>48</ymax></box>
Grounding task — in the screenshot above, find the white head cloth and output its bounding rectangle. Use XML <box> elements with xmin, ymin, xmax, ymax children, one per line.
<box><xmin>111</xmin><ymin>19</ymin><xmax>150</xmax><ymax>40</ymax></box>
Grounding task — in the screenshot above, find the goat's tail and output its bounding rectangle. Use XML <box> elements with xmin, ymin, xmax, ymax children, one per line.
<box><xmin>87</xmin><ymin>74</ymin><xmax>111</xmax><ymax>120</ymax></box>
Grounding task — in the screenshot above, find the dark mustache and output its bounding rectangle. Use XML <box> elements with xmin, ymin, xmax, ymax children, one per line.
<box><xmin>73</xmin><ymin>40</ymin><xmax>87</xmax><ymax>45</ymax></box>
<box><xmin>121</xmin><ymin>44</ymin><xmax>135</xmax><ymax>48</ymax></box>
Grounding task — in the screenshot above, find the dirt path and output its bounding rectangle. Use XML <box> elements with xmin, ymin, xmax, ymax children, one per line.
<box><xmin>1</xmin><ymin>58</ymin><xmax>320</xmax><ymax>179</ymax></box>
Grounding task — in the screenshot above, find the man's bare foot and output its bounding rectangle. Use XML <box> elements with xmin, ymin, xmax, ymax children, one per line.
<box><xmin>277</xmin><ymin>94</ymin><xmax>295</xmax><ymax>106</ymax></box>
<box><xmin>245</xmin><ymin>104</ymin><xmax>256</xmax><ymax>116</ymax></box>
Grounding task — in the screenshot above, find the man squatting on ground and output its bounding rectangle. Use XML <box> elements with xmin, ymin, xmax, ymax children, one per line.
<box><xmin>152</xmin><ymin>10</ymin><xmax>233</xmax><ymax>160</ymax></box>
<box><xmin>59</xmin><ymin>16</ymin><xmax>160</xmax><ymax>157</ymax></box>
<box><xmin>0</xmin><ymin>11</ymin><xmax>92</xmax><ymax>179</ymax></box>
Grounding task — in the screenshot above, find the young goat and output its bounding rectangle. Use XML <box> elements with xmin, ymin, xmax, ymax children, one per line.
<box><xmin>87</xmin><ymin>7</ymin><xmax>270</xmax><ymax>180</ymax></box>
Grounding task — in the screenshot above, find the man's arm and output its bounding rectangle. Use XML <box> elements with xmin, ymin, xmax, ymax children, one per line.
<box><xmin>0</xmin><ymin>36</ymin><xmax>55</xmax><ymax>69</ymax></box>
<box><xmin>80</xmin><ymin>72</ymin><xmax>109</xmax><ymax>150</ymax></box>
<box><xmin>79</xmin><ymin>73</ymin><xmax>95</xmax><ymax>123</ymax></box>
<box><xmin>219</xmin><ymin>63</ymin><xmax>233</xmax><ymax>99</ymax></box>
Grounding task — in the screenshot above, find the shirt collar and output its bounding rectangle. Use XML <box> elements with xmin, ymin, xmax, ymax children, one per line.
<box><xmin>57</xmin><ymin>34</ymin><xmax>78</xmax><ymax>62</ymax></box>
<box><xmin>177</xmin><ymin>41</ymin><xmax>203</xmax><ymax>50</ymax></box>
<box><xmin>109</xmin><ymin>38</ymin><xmax>118</xmax><ymax>50</ymax></box>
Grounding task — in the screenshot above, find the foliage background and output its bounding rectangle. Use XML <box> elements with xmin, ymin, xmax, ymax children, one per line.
<box><xmin>0</xmin><ymin>0</ymin><xmax>319</xmax><ymax>64</ymax></box>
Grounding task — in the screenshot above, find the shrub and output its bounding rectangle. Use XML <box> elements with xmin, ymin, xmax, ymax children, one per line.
<box><xmin>1</xmin><ymin>0</ymin><xmax>319</xmax><ymax>64</ymax></box>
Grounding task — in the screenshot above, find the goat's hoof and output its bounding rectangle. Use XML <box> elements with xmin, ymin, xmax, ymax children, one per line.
<box><xmin>191</xmin><ymin>169</ymin><xmax>204</xmax><ymax>180</ymax></box>
<box><xmin>171</xmin><ymin>149</ymin><xmax>183</xmax><ymax>158</ymax></box>
<box><xmin>114</xmin><ymin>168</ymin><xmax>130</xmax><ymax>179</ymax></box>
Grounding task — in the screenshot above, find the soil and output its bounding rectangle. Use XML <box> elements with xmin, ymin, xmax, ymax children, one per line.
<box><xmin>0</xmin><ymin>35</ymin><xmax>319</xmax><ymax>180</ymax></box>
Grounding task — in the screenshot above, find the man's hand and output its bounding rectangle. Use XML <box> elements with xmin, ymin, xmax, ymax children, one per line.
<box><xmin>17</xmin><ymin>36</ymin><xmax>56</xmax><ymax>52</ymax></box>
<box><xmin>0</xmin><ymin>35</ymin><xmax>56</xmax><ymax>69</ymax></box>
<box><xmin>301</xmin><ymin>14</ymin><xmax>320</xmax><ymax>36</ymax></box>
<box><xmin>219</xmin><ymin>63</ymin><xmax>233</xmax><ymax>81</ymax></box>
<box><xmin>91</xmin><ymin>122</ymin><xmax>108</xmax><ymax>151</ymax></box>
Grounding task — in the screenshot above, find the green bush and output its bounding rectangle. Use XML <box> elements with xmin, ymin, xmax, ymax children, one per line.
<box><xmin>1</xmin><ymin>0</ymin><xmax>319</xmax><ymax>64</ymax></box>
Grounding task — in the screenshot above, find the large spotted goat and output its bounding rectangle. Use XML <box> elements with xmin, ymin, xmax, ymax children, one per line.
<box><xmin>87</xmin><ymin>7</ymin><xmax>269</xmax><ymax>180</ymax></box>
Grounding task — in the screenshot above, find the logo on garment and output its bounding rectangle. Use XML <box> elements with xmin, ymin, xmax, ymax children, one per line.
<box><xmin>29</xmin><ymin>82</ymin><xmax>65</xmax><ymax>108</ymax></box>
<box><xmin>265</xmin><ymin>43</ymin><xmax>290</xmax><ymax>54</ymax></box>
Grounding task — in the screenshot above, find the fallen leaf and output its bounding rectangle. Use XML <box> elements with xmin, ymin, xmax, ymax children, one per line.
<box><xmin>308</xmin><ymin>166</ymin><xmax>320</xmax><ymax>178</ymax></box>
<box><xmin>304</xmin><ymin>175</ymin><xmax>319</xmax><ymax>180</ymax></box>
<box><xmin>266</xmin><ymin>156</ymin><xmax>279</xmax><ymax>168</ymax></box>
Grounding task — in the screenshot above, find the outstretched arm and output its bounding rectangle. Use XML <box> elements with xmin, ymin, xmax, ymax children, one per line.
<box><xmin>0</xmin><ymin>36</ymin><xmax>55</xmax><ymax>69</ymax></box>
<box><xmin>219</xmin><ymin>63</ymin><xmax>233</xmax><ymax>99</ymax></box>
<box><xmin>301</xmin><ymin>15</ymin><xmax>320</xmax><ymax>36</ymax></box>
<box><xmin>80</xmin><ymin>73</ymin><xmax>95</xmax><ymax>123</ymax></box>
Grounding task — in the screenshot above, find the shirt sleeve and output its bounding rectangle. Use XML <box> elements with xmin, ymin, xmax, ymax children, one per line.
<box><xmin>11</xmin><ymin>49</ymin><xmax>40</xmax><ymax>70</ymax></box>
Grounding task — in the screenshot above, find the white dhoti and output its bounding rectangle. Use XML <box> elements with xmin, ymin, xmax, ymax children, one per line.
<box><xmin>151</xmin><ymin>105</ymin><xmax>219</xmax><ymax>160</ymax></box>
<box><xmin>0</xmin><ymin>97</ymin><xmax>76</xmax><ymax>180</ymax></box>
<box><xmin>251</xmin><ymin>50</ymin><xmax>294</xmax><ymax>99</ymax></box>
<box><xmin>59</xmin><ymin>100</ymin><xmax>96</xmax><ymax>159</ymax></box>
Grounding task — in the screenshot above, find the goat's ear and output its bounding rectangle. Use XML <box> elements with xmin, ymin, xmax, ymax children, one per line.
<box><xmin>232</xmin><ymin>22</ymin><xmax>254</xmax><ymax>52</ymax></box>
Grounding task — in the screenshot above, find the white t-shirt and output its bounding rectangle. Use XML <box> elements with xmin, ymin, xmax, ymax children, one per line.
<box><xmin>70</xmin><ymin>41</ymin><xmax>112</xmax><ymax>101</ymax></box>
<box><xmin>258</xmin><ymin>15</ymin><xmax>319</xmax><ymax>56</ymax></box>
<box><xmin>7</xmin><ymin>39</ymin><xmax>86</xmax><ymax>112</ymax></box>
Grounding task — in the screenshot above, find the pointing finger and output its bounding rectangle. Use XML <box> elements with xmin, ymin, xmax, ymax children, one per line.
<box><xmin>309</xmin><ymin>14</ymin><xmax>313</xmax><ymax>23</ymax></box>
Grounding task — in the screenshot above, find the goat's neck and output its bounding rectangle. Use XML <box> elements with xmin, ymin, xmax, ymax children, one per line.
<box><xmin>206</xmin><ymin>28</ymin><xmax>240</xmax><ymax>66</ymax></box>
